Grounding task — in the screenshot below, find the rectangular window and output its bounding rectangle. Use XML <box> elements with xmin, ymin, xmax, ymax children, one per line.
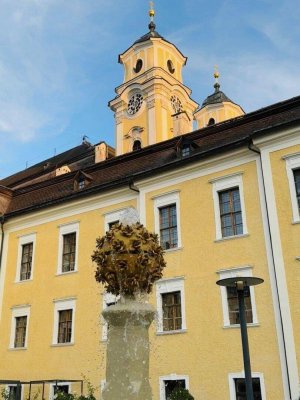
<box><xmin>14</xmin><ymin>316</ymin><xmax>27</xmax><ymax>348</ymax></box>
<box><xmin>227</xmin><ymin>286</ymin><xmax>253</xmax><ymax>324</ymax></box>
<box><xmin>7</xmin><ymin>386</ymin><xmax>22</xmax><ymax>400</ymax></box>
<box><xmin>154</xmin><ymin>191</ymin><xmax>182</xmax><ymax>250</ymax></box>
<box><xmin>293</xmin><ymin>169</ymin><xmax>300</xmax><ymax>211</ymax></box>
<box><xmin>104</xmin><ymin>208</ymin><xmax>130</xmax><ymax>232</ymax></box>
<box><xmin>211</xmin><ymin>173</ymin><xmax>247</xmax><ymax>240</ymax></box>
<box><xmin>10</xmin><ymin>306</ymin><xmax>30</xmax><ymax>349</ymax></box>
<box><xmin>162</xmin><ymin>291</ymin><xmax>182</xmax><ymax>331</ymax></box>
<box><xmin>159</xmin><ymin>204</ymin><xmax>178</xmax><ymax>250</ymax></box>
<box><xmin>16</xmin><ymin>233</ymin><xmax>36</xmax><ymax>282</ymax></box>
<box><xmin>53</xmin><ymin>385</ymin><xmax>69</xmax><ymax>396</ymax></box>
<box><xmin>20</xmin><ymin>243</ymin><xmax>33</xmax><ymax>281</ymax></box>
<box><xmin>285</xmin><ymin>154</ymin><xmax>300</xmax><ymax>222</ymax></box>
<box><xmin>108</xmin><ymin>220</ymin><xmax>119</xmax><ymax>230</ymax></box>
<box><xmin>164</xmin><ymin>380</ymin><xmax>186</xmax><ymax>400</ymax></box>
<box><xmin>57</xmin><ymin>309</ymin><xmax>73</xmax><ymax>343</ymax></box>
<box><xmin>62</xmin><ymin>233</ymin><xmax>76</xmax><ymax>272</ymax></box>
<box><xmin>156</xmin><ymin>278</ymin><xmax>186</xmax><ymax>333</ymax></box>
<box><xmin>218</xmin><ymin>266</ymin><xmax>258</xmax><ymax>327</ymax></box>
<box><xmin>57</xmin><ymin>223</ymin><xmax>79</xmax><ymax>274</ymax></box>
<box><xmin>53</xmin><ymin>298</ymin><xmax>75</xmax><ymax>345</ymax></box>
<box><xmin>219</xmin><ymin>188</ymin><xmax>243</xmax><ymax>237</ymax></box>
<box><xmin>50</xmin><ymin>383</ymin><xmax>71</xmax><ymax>400</ymax></box>
<box><xmin>159</xmin><ymin>375</ymin><xmax>189</xmax><ymax>400</ymax></box>
<box><xmin>234</xmin><ymin>378</ymin><xmax>262</xmax><ymax>400</ymax></box>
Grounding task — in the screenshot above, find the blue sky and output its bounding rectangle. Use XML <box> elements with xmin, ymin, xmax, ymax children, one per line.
<box><xmin>1</xmin><ymin>0</ymin><xmax>300</xmax><ymax>178</ymax></box>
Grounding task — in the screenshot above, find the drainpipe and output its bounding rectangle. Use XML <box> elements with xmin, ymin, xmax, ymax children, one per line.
<box><xmin>248</xmin><ymin>139</ymin><xmax>292</xmax><ymax>399</ymax></box>
<box><xmin>0</xmin><ymin>215</ymin><xmax>5</xmax><ymax>273</ymax></box>
<box><xmin>129</xmin><ymin>180</ymin><xmax>140</xmax><ymax>193</ymax></box>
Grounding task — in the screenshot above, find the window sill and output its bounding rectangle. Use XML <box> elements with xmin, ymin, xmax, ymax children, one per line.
<box><xmin>9</xmin><ymin>347</ymin><xmax>27</xmax><ymax>351</ymax></box>
<box><xmin>215</xmin><ymin>233</ymin><xmax>249</xmax><ymax>243</ymax></box>
<box><xmin>156</xmin><ymin>329</ymin><xmax>187</xmax><ymax>336</ymax></box>
<box><xmin>223</xmin><ymin>323</ymin><xmax>260</xmax><ymax>329</ymax></box>
<box><xmin>14</xmin><ymin>279</ymin><xmax>33</xmax><ymax>284</ymax></box>
<box><xmin>163</xmin><ymin>246</ymin><xmax>183</xmax><ymax>253</ymax></box>
<box><xmin>55</xmin><ymin>270</ymin><xmax>78</xmax><ymax>277</ymax></box>
<box><xmin>291</xmin><ymin>220</ymin><xmax>300</xmax><ymax>225</ymax></box>
<box><xmin>51</xmin><ymin>342</ymin><xmax>74</xmax><ymax>347</ymax></box>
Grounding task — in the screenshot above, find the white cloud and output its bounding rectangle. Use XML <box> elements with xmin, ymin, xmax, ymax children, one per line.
<box><xmin>0</xmin><ymin>0</ymin><xmax>124</xmax><ymax>142</ymax></box>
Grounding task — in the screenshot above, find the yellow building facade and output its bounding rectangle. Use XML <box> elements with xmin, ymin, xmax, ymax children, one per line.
<box><xmin>0</xmin><ymin>11</ymin><xmax>299</xmax><ymax>400</ymax></box>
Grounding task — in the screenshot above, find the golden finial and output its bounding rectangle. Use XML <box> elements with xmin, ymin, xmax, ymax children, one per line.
<box><xmin>214</xmin><ymin>65</ymin><xmax>219</xmax><ymax>80</ymax></box>
<box><xmin>213</xmin><ymin>65</ymin><xmax>220</xmax><ymax>92</ymax></box>
<box><xmin>149</xmin><ymin>1</ymin><xmax>155</xmax><ymax>20</ymax></box>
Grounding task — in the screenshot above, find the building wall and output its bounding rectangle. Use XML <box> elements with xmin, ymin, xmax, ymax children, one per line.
<box><xmin>268</xmin><ymin>143</ymin><xmax>300</xmax><ymax>390</ymax></box>
<box><xmin>0</xmin><ymin>148</ymin><xmax>290</xmax><ymax>399</ymax></box>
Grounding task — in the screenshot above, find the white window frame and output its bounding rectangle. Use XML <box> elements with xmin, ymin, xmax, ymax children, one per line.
<box><xmin>217</xmin><ymin>266</ymin><xmax>259</xmax><ymax>328</ymax></box>
<box><xmin>15</xmin><ymin>233</ymin><xmax>36</xmax><ymax>282</ymax></box>
<box><xmin>156</xmin><ymin>277</ymin><xmax>186</xmax><ymax>334</ymax></box>
<box><xmin>5</xmin><ymin>384</ymin><xmax>23</xmax><ymax>400</ymax></box>
<box><xmin>52</xmin><ymin>298</ymin><xmax>76</xmax><ymax>345</ymax></box>
<box><xmin>228</xmin><ymin>372</ymin><xmax>266</xmax><ymax>400</ymax></box>
<box><xmin>57</xmin><ymin>222</ymin><xmax>79</xmax><ymax>275</ymax></box>
<box><xmin>285</xmin><ymin>154</ymin><xmax>300</xmax><ymax>223</ymax></box>
<box><xmin>153</xmin><ymin>191</ymin><xmax>182</xmax><ymax>250</ymax></box>
<box><xmin>49</xmin><ymin>382</ymin><xmax>71</xmax><ymax>400</ymax></box>
<box><xmin>9</xmin><ymin>305</ymin><xmax>30</xmax><ymax>349</ymax></box>
<box><xmin>101</xmin><ymin>292</ymin><xmax>119</xmax><ymax>341</ymax></box>
<box><xmin>103</xmin><ymin>208</ymin><xmax>129</xmax><ymax>232</ymax></box>
<box><xmin>211</xmin><ymin>173</ymin><xmax>248</xmax><ymax>240</ymax></box>
<box><xmin>159</xmin><ymin>374</ymin><xmax>189</xmax><ymax>400</ymax></box>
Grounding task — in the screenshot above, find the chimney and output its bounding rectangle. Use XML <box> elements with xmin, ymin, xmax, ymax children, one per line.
<box><xmin>55</xmin><ymin>165</ymin><xmax>71</xmax><ymax>176</ymax></box>
<box><xmin>172</xmin><ymin>111</ymin><xmax>192</xmax><ymax>136</ymax></box>
<box><xmin>95</xmin><ymin>142</ymin><xmax>107</xmax><ymax>163</ymax></box>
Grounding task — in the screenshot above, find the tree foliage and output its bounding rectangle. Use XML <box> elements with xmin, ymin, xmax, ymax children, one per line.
<box><xmin>169</xmin><ymin>387</ymin><xmax>194</xmax><ymax>400</ymax></box>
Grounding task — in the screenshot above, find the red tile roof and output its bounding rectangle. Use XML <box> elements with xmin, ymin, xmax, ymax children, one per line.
<box><xmin>2</xmin><ymin>95</ymin><xmax>300</xmax><ymax>218</ymax></box>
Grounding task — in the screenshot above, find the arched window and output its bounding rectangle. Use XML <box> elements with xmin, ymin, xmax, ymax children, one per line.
<box><xmin>133</xmin><ymin>140</ymin><xmax>142</xmax><ymax>151</ymax></box>
<box><xmin>208</xmin><ymin>118</ymin><xmax>215</xmax><ymax>126</ymax></box>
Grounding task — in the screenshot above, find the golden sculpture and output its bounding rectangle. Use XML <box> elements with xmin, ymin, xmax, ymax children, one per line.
<box><xmin>92</xmin><ymin>222</ymin><xmax>166</xmax><ymax>296</ymax></box>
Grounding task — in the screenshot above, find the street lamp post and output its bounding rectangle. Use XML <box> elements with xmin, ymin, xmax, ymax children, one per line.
<box><xmin>216</xmin><ymin>276</ymin><xmax>263</xmax><ymax>400</ymax></box>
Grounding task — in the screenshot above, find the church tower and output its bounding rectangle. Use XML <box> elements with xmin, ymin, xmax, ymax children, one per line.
<box><xmin>109</xmin><ymin>4</ymin><xmax>198</xmax><ymax>155</ymax></box>
<box><xmin>194</xmin><ymin>68</ymin><xmax>245</xmax><ymax>129</ymax></box>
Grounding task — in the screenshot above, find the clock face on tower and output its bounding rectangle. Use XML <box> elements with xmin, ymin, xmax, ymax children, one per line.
<box><xmin>170</xmin><ymin>95</ymin><xmax>183</xmax><ymax>113</ymax></box>
<box><xmin>127</xmin><ymin>93</ymin><xmax>144</xmax><ymax>115</ymax></box>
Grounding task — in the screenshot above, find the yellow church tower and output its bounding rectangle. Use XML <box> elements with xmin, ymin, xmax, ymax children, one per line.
<box><xmin>109</xmin><ymin>3</ymin><xmax>198</xmax><ymax>155</ymax></box>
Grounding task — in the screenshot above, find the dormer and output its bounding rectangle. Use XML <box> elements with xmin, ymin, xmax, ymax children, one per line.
<box><xmin>74</xmin><ymin>171</ymin><xmax>93</xmax><ymax>191</ymax></box>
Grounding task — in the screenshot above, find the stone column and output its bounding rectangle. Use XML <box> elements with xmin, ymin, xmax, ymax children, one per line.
<box><xmin>102</xmin><ymin>299</ymin><xmax>155</xmax><ymax>400</ymax></box>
